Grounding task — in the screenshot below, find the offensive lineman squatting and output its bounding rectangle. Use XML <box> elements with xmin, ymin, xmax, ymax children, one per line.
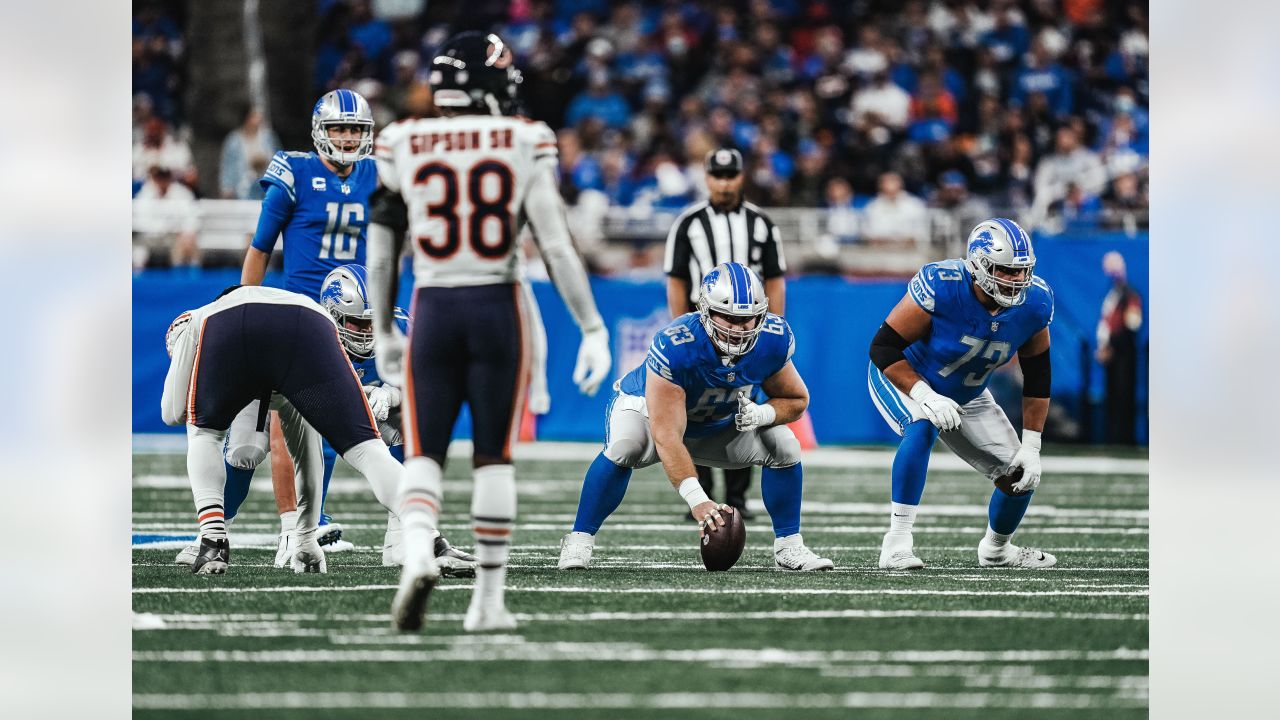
<box><xmin>559</xmin><ymin>262</ymin><xmax>833</xmax><ymax>572</ymax></box>
<box><xmin>868</xmin><ymin>218</ymin><xmax>1058</xmax><ymax>570</ymax></box>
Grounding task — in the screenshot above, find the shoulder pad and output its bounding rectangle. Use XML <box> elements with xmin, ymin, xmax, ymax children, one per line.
<box><xmin>518</xmin><ymin>119</ymin><xmax>557</xmax><ymax>159</ymax></box>
<box><xmin>261</xmin><ymin>151</ymin><xmax>298</xmax><ymax>201</ymax></box>
<box><xmin>757</xmin><ymin>314</ymin><xmax>794</xmax><ymax>362</ymax></box>
<box><xmin>1030</xmin><ymin>275</ymin><xmax>1054</xmax><ymax>326</ymax></box>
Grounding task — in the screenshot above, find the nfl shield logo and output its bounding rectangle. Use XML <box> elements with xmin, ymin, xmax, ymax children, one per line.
<box><xmin>991</xmin><ymin>321</ymin><xmax>1000</xmax><ymax>332</ymax></box>
<box><xmin>727</xmin><ymin>372</ymin><xmax>735</xmax><ymax>382</ymax></box>
<box><xmin>341</xmin><ymin>183</ymin><xmax>351</xmax><ymax>195</ymax></box>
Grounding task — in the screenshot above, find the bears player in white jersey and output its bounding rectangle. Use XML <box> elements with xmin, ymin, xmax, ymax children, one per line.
<box><xmin>558</xmin><ymin>263</ymin><xmax>833</xmax><ymax>572</ymax></box>
<box><xmin>867</xmin><ymin>218</ymin><xmax>1057</xmax><ymax>570</ymax></box>
<box><xmin>160</xmin><ymin>285</ymin><xmax>409</xmax><ymax>575</ymax></box>
<box><xmin>364</xmin><ymin>32</ymin><xmax>613</xmax><ymax>632</ymax></box>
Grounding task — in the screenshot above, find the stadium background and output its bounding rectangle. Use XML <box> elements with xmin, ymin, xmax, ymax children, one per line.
<box><xmin>131</xmin><ymin>0</ymin><xmax>1149</xmax><ymax>445</ymax></box>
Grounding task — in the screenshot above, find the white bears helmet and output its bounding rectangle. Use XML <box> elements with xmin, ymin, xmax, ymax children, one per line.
<box><xmin>696</xmin><ymin>262</ymin><xmax>769</xmax><ymax>356</ymax></box>
<box><xmin>320</xmin><ymin>264</ymin><xmax>407</xmax><ymax>360</ymax></box>
<box><xmin>965</xmin><ymin>218</ymin><xmax>1036</xmax><ymax>307</ymax></box>
<box><xmin>311</xmin><ymin>89</ymin><xmax>374</xmax><ymax>166</ymax></box>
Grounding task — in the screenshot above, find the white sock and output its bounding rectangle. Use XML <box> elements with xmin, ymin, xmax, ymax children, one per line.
<box><xmin>471</xmin><ymin>464</ymin><xmax>516</xmax><ymax>610</ymax></box>
<box><xmin>983</xmin><ymin>526</ymin><xmax>1013</xmax><ymax>549</ymax></box>
<box><xmin>399</xmin><ymin>456</ymin><xmax>443</xmax><ymax>552</ymax></box>
<box><xmin>566</xmin><ymin>531</ymin><xmax>594</xmax><ymax>544</ymax></box>
<box><xmin>188</xmin><ymin>426</ymin><xmax>228</xmax><ymax>541</ymax></box>
<box><xmin>889</xmin><ymin>502</ymin><xmax>918</xmax><ymax>535</ymax></box>
<box><xmin>342</xmin><ymin>438</ymin><xmax>403</xmax><ymax>511</ymax></box>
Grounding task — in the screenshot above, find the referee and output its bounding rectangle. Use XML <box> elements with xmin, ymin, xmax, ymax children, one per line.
<box><xmin>664</xmin><ymin>148</ymin><xmax>787</xmax><ymax>521</ymax></box>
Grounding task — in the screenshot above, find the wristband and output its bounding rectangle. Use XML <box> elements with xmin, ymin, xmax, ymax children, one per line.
<box><xmin>678</xmin><ymin>477</ymin><xmax>711</xmax><ymax>510</ymax></box>
<box><xmin>1020</xmin><ymin>429</ymin><xmax>1042</xmax><ymax>452</ymax></box>
<box><xmin>756</xmin><ymin>402</ymin><xmax>777</xmax><ymax>426</ymax></box>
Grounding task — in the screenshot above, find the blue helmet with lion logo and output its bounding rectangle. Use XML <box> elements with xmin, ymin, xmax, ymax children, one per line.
<box><xmin>965</xmin><ymin>218</ymin><xmax>1036</xmax><ymax>307</ymax></box>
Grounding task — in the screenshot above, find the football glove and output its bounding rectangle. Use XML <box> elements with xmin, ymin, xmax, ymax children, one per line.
<box><xmin>734</xmin><ymin>391</ymin><xmax>776</xmax><ymax>432</ymax></box>
<box><xmin>364</xmin><ymin>384</ymin><xmax>401</xmax><ymax>423</ymax></box>
<box><xmin>528</xmin><ymin>372</ymin><xmax>551</xmax><ymax>415</ymax></box>
<box><xmin>909</xmin><ymin>381</ymin><xmax>964</xmax><ymax>432</ymax></box>
<box><xmin>573</xmin><ymin>326</ymin><xmax>612</xmax><ymax>397</ymax></box>
<box><xmin>374</xmin><ymin>327</ymin><xmax>407</xmax><ymax>388</ymax></box>
<box><xmin>1007</xmin><ymin>429</ymin><xmax>1042</xmax><ymax>493</ymax></box>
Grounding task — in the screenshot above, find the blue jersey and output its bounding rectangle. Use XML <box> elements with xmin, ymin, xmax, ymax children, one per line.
<box><xmin>253</xmin><ymin>151</ymin><xmax>378</xmax><ymax>300</ymax></box>
<box><xmin>904</xmin><ymin>259</ymin><xmax>1053</xmax><ymax>405</ymax></box>
<box><xmin>618</xmin><ymin>312</ymin><xmax>795</xmax><ymax>437</ymax></box>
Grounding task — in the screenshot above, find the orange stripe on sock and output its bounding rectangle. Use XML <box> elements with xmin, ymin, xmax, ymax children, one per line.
<box><xmin>403</xmin><ymin>496</ymin><xmax>439</xmax><ymax>514</ymax></box>
<box><xmin>473</xmin><ymin>526</ymin><xmax>512</xmax><ymax>537</ymax></box>
<box><xmin>198</xmin><ymin>511</ymin><xmax>224</xmax><ymax>522</ymax></box>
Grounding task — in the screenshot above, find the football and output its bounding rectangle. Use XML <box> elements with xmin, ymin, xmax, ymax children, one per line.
<box><xmin>700</xmin><ymin>507</ymin><xmax>747</xmax><ymax>571</ymax></box>
<box><xmin>993</xmin><ymin>467</ymin><xmax>1031</xmax><ymax>496</ymax></box>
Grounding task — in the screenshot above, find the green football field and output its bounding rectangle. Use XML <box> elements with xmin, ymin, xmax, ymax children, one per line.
<box><xmin>132</xmin><ymin>443</ymin><xmax>1148</xmax><ymax>719</ymax></box>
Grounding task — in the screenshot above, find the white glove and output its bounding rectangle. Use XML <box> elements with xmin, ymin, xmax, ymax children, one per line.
<box><xmin>909</xmin><ymin>381</ymin><xmax>964</xmax><ymax>432</ymax></box>
<box><xmin>573</xmin><ymin>326</ymin><xmax>612</xmax><ymax>397</ymax></box>
<box><xmin>528</xmin><ymin>371</ymin><xmax>551</xmax><ymax>415</ymax></box>
<box><xmin>374</xmin><ymin>328</ymin><xmax>407</xmax><ymax>388</ymax></box>
<box><xmin>1007</xmin><ymin>429</ymin><xmax>1042</xmax><ymax>493</ymax></box>
<box><xmin>735</xmin><ymin>390</ymin><xmax>776</xmax><ymax>432</ymax></box>
<box><xmin>364</xmin><ymin>384</ymin><xmax>401</xmax><ymax>423</ymax></box>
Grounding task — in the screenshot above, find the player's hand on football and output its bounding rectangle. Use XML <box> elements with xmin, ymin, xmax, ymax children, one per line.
<box><xmin>693</xmin><ymin>501</ymin><xmax>731</xmax><ymax>537</ymax></box>
<box><xmin>909</xmin><ymin>381</ymin><xmax>964</xmax><ymax>432</ymax></box>
<box><xmin>734</xmin><ymin>391</ymin><xmax>776</xmax><ymax>432</ymax></box>
<box><xmin>573</xmin><ymin>326</ymin><xmax>612</xmax><ymax>397</ymax></box>
<box><xmin>1007</xmin><ymin>430</ymin><xmax>1043</xmax><ymax>493</ymax></box>
<box><xmin>374</xmin><ymin>328</ymin><xmax>407</xmax><ymax>388</ymax></box>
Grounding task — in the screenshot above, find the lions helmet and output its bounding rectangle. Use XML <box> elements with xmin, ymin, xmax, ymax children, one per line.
<box><xmin>429</xmin><ymin>31</ymin><xmax>522</xmax><ymax>116</ymax></box>
<box><xmin>965</xmin><ymin>218</ymin><xmax>1036</xmax><ymax>307</ymax></box>
<box><xmin>320</xmin><ymin>264</ymin><xmax>408</xmax><ymax>360</ymax></box>
<box><xmin>696</xmin><ymin>262</ymin><xmax>769</xmax><ymax>357</ymax></box>
<box><xmin>311</xmin><ymin>89</ymin><xmax>374</xmax><ymax>166</ymax></box>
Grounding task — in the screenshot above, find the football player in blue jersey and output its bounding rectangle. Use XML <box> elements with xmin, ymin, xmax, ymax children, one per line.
<box><xmin>179</xmin><ymin>89</ymin><xmax>379</xmax><ymax>564</ymax></box>
<box><xmin>867</xmin><ymin>218</ymin><xmax>1057</xmax><ymax>570</ymax></box>
<box><xmin>558</xmin><ymin>262</ymin><xmax>833</xmax><ymax>571</ymax></box>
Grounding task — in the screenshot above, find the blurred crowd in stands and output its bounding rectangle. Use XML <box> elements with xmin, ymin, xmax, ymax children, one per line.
<box><xmin>133</xmin><ymin>0</ymin><xmax>1149</xmax><ymax>269</ymax></box>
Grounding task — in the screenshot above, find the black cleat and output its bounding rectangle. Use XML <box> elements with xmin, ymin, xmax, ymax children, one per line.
<box><xmin>191</xmin><ymin>536</ymin><xmax>230</xmax><ymax>575</ymax></box>
<box><xmin>434</xmin><ymin>535</ymin><xmax>478</xmax><ymax>578</ymax></box>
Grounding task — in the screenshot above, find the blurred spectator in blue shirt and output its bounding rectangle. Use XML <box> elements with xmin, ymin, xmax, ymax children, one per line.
<box><xmin>219</xmin><ymin>105</ymin><xmax>280</xmax><ymax>199</ymax></box>
<box><xmin>348</xmin><ymin>0</ymin><xmax>392</xmax><ymax>66</ymax></box>
<box><xmin>1011</xmin><ymin>33</ymin><xmax>1075</xmax><ymax>118</ymax></box>
<box><xmin>979</xmin><ymin>5</ymin><xmax>1030</xmax><ymax>65</ymax></box>
<box><xmin>566</xmin><ymin>69</ymin><xmax>632</xmax><ymax>130</ymax></box>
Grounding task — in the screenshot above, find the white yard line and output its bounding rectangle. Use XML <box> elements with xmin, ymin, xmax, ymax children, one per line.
<box><xmin>134</xmin><ymin>584</ymin><xmax>1146</xmax><ymax>597</ymax></box>
<box><xmin>132</xmin><ymin>690</ymin><xmax>1145</xmax><ymax>711</ymax></box>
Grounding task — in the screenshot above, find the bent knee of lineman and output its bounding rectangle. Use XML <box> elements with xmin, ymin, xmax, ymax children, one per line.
<box><xmin>761</xmin><ymin>426</ymin><xmax>802</xmax><ymax>468</ymax></box>
<box><xmin>603</xmin><ymin>437</ymin><xmax>647</xmax><ymax>468</ymax></box>
<box><xmin>225</xmin><ymin>430</ymin><xmax>269</xmax><ymax>469</ymax></box>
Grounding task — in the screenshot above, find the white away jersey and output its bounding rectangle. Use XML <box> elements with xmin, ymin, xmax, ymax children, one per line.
<box><xmin>374</xmin><ymin>115</ymin><xmax>558</xmax><ymax>287</ymax></box>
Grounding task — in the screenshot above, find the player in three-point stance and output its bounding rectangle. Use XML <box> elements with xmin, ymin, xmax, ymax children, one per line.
<box><xmin>160</xmin><ymin>285</ymin><xmax>408</xmax><ymax>575</ymax></box>
<box><xmin>365</xmin><ymin>31</ymin><xmax>613</xmax><ymax>632</ymax></box>
<box><xmin>868</xmin><ymin>218</ymin><xmax>1057</xmax><ymax>570</ymax></box>
<box><xmin>558</xmin><ymin>262</ymin><xmax>833</xmax><ymax>572</ymax></box>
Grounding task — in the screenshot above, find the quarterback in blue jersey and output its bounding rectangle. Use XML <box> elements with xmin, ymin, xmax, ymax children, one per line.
<box><xmin>867</xmin><ymin>218</ymin><xmax>1056</xmax><ymax>570</ymax></box>
<box><xmin>558</xmin><ymin>262</ymin><xmax>833</xmax><ymax>571</ymax></box>
<box><xmin>220</xmin><ymin>89</ymin><xmax>378</xmax><ymax>561</ymax></box>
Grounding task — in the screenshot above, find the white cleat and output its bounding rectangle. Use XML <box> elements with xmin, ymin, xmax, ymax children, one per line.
<box><xmin>463</xmin><ymin>603</ymin><xmax>518</xmax><ymax>632</ymax></box>
<box><xmin>390</xmin><ymin>549</ymin><xmax>441</xmax><ymax>631</ymax></box>
<box><xmin>290</xmin><ymin>537</ymin><xmax>328</xmax><ymax>574</ymax></box>
<box><xmin>557</xmin><ymin>532</ymin><xmax>594</xmax><ymax>570</ymax></box>
<box><xmin>174</xmin><ymin>544</ymin><xmax>198</xmax><ymax>566</ymax></box>
<box><xmin>978</xmin><ymin>542</ymin><xmax>1057</xmax><ymax>568</ymax></box>
<box><xmin>774</xmin><ymin>533</ymin><xmax>834</xmax><ymax>571</ymax></box>
<box><xmin>879</xmin><ymin>532</ymin><xmax>925</xmax><ymax>570</ymax></box>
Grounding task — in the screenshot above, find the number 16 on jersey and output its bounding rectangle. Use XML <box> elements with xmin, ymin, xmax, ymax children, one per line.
<box><xmin>320</xmin><ymin>202</ymin><xmax>364</xmax><ymax>259</ymax></box>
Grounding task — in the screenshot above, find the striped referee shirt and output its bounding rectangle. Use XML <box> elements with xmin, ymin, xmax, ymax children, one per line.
<box><xmin>663</xmin><ymin>200</ymin><xmax>786</xmax><ymax>302</ymax></box>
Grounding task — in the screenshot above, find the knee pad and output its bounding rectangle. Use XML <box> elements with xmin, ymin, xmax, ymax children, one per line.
<box><xmin>225</xmin><ymin>431</ymin><xmax>269</xmax><ymax>469</ymax></box>
<box><xmin>764</xmin><ymin>427</ymin><xmax>802</xmax><ymax>468</ymax></box>
<box><xmin>603</xmin><ymin>438</ymin><xmax>646</xmax><ymax>468</ymax></box>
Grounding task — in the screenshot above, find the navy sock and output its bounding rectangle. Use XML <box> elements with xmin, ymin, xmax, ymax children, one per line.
<box><xmin>761</xmin><ymin>462</ymin><xmax>803</xmax><ymax>538</ymax></box>
<box><xmin>571</xmin><ymin>453</ymin><xmax>632</xmax><ymax>534</ymax></box>
<box><xmin>389</xmin><ymin>444</ymin><xmax>405</xmax><ymax>463</ymax></box>
<box><xmin>892</xmin><ymin>420</ymin><xmax>938</xmax><ymax>505</ymax></box>
<box><xmin>988</xmin><ymin>487</ymin><xmax>1034</xmax><ymax>535</ymax></box>
<box><xmin>222</xmin><ymin>463</ymin><xmax>255</xmax><ymax>522</ymax></box>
